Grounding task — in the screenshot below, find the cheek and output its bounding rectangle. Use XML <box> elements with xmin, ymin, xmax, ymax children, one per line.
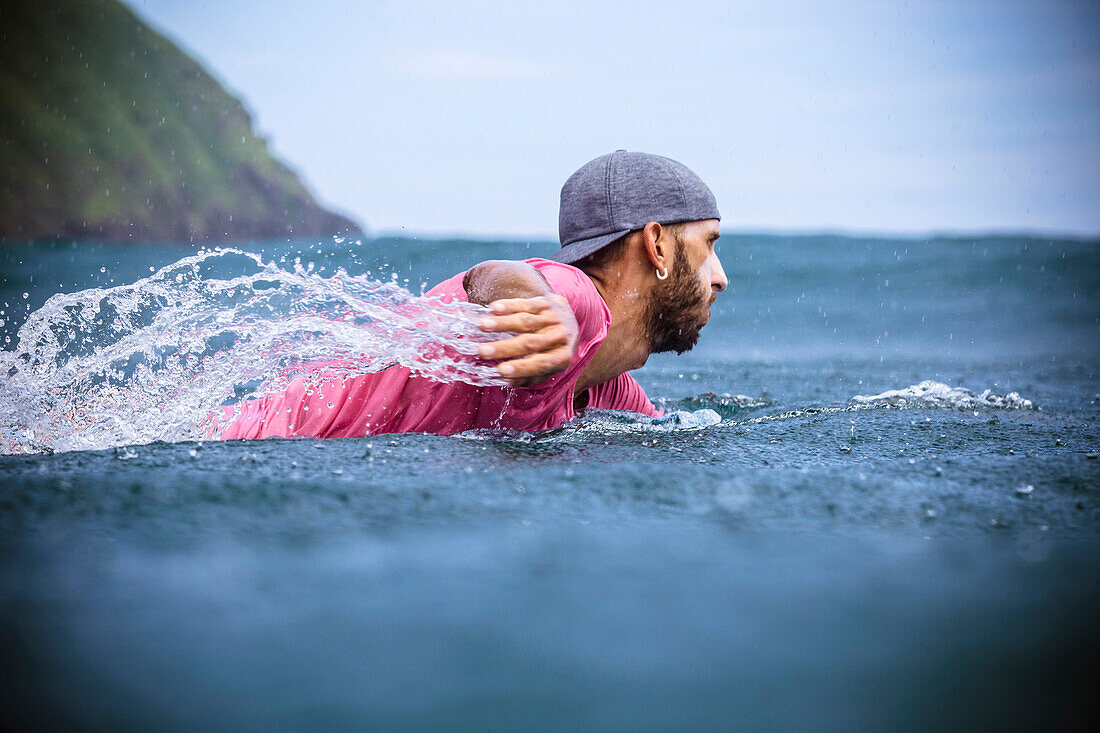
<box><xmin>695</xmin><ymin>263</ymin><xmax>710</xmax><ymax>294</ymax></box>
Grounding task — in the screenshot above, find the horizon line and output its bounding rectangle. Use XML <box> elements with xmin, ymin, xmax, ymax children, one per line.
<box><xmin>370</xmin><ymin>226</ymin><xmax>1100</xmax><ymax>243</ymax></box>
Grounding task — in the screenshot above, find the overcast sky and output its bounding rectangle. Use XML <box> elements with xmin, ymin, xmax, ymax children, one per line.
<box><xmin>130</xmin><ymin>0</ymin><xmax>1100</xmax><ymax>238</ymax></box>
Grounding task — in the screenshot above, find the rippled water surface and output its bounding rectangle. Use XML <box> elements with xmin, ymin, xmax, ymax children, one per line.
<box><xmin>2</xmin><ymin>234</ymin><xmax>1098</xmax><ymax>730</ymax></box>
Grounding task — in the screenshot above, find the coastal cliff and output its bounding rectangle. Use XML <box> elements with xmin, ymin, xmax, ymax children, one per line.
<box><xmin>0</xmin><ymin>0</ymin><xmax>361</xmax><ymax>243</ymax></box>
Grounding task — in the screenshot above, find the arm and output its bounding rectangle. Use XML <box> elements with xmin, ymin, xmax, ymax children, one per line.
<box><xmin>463</xmin><ymin>260</ymin><xmax>579</xmax><ymax>387</ymax></box>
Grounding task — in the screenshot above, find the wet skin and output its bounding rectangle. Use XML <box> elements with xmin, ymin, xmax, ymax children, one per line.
<box><xmin>466</xmin><ymin>219</ymin><xmax>727</xmax><ymax>388</ymax></box>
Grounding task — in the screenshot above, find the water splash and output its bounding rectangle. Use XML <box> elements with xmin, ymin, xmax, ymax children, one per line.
<box><xmin>852</xmin><ymin>380</ymin><xmax>1036</xmax><ymax>411</ymax></box>
<box><xmin>458</xmin><ymin>407</ymin><xmax>726</xmax><ymax>444</ymax></box>
<box><xmin>562</xmin><ymin>407</ymin><xmax>723</xmax><ymax>435</ymax></box>
<box><xmin>0</xmin><ymin>248</ymin><xmax>505</xmax><ymax>455</ymax></box>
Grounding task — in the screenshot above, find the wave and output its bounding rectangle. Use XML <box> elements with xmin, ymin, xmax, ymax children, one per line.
<box><xmin>655</xmin><ymin>392</ymin><xmax>771</xmax><ymax>417</ymax></box>
<box><xmin>534</xmin><ymin>380</ymin><xmax>1039</xmax><ymax>439</ymax></box>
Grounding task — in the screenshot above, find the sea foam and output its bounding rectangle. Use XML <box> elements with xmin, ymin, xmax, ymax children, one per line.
<box><xmin>852</xmin><ymin>380</ymin><xmax>1036</xmax><ymax>411</ymax></box>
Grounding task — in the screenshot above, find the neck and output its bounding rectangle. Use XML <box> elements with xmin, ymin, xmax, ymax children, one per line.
<box><xmin>574</xmin><ymin>265</ymin><xmax>651</xmax><ymax>395</ymax></box>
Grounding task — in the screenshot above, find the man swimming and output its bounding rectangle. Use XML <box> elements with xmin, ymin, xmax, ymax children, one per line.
<box><xmin>214</xmin><ymin>150</ymin><xmax>727</xmax><ymax>439</ymax></box>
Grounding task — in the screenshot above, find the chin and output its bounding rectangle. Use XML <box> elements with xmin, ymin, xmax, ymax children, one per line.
<box><xmin>653</xmin><ymin>327</ymin><xmax>702</xmax><ymax>355</ymax></box>
<box><xmin>673</xmin><ymin>336</ymin><xmax>701</xmax><ymax>355</ymax></box>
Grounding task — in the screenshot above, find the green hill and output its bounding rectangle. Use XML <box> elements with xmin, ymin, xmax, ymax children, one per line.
<box><xmin>0</xmin><ymin>0</ymin><xmax>361</xmax><ymax>243</ymax></box>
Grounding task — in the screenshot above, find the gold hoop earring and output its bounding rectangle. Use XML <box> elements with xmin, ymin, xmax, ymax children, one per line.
<box><xmin>656</xmin><ymin>267</ymin><xmax>668</xmax><ymax>280</ymax></box>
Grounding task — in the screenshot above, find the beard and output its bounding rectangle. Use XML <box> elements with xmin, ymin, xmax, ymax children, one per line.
<box><xmin>644</xmin><ymin>240</ymin><xmax>713</xmax><ymax>355</ymax></box>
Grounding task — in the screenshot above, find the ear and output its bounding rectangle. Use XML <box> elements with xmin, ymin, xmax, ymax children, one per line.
<box><xmin>640</xmin><ymin>221</ymin><xmax>667</xmax><ymax>271</ymax></box>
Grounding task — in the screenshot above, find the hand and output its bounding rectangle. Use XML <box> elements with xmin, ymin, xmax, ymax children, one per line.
<box><xmin>477</xmin><ymin>295</ymin><xmax>579</xmax><ymax>386</ymax></box>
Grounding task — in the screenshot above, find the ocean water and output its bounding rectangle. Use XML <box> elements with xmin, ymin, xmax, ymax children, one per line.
<box><xmin>1</xmin><ymin>234</ymin><xmax>1098</xmax><ymax>730</ymax></box>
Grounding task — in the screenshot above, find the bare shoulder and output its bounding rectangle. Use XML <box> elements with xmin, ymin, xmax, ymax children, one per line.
<box><xmin>463</xmin><ymin>260</ymin><xmax>550</xmax><ymax>305</ymax></box>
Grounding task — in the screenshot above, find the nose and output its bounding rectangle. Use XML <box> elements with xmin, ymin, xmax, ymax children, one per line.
<box><xmin>710</xmin><ymin>252</ymin><xmax>728</xmax><ymax>293</ymax></box>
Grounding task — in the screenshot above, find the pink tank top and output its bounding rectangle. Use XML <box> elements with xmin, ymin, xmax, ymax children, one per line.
<box><xmin>212</xmin><ymin>259</ymin><xmax>658</xmax><ymax>440</ymax></box>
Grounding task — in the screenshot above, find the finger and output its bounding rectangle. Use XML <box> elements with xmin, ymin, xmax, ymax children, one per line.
<box><xmin>487</xmin><ymin>297</ymin><xmax>554</xmax><ymax>315</ymax></box>
<box><xmin>478</xmin><ymin>327</ymin><xmax>570</xmax><ymax>360</ymax></box>
<box><xmin>495</xmin><ymin>346</ymin><xmax>572</xmax><ymax>380</ymax></box>
<box><xmin>478</xmin><ymin>310</ymin><xmax>560</xmax><ymax>334</ymax></box>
